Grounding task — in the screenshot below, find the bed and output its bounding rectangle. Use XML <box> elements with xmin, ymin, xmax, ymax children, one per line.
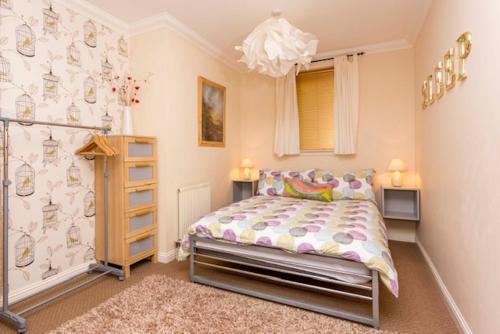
<box><xmin>178</xmin><ymin>195</ymin><xmax>398</xmax><ymax>328</ymax></box>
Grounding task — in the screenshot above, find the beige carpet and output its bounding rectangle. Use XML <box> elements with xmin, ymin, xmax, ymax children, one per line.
<box><xmin>0</xmin><ymin>242</ymin><xmax>458</xmax><ymax>333</ymax></box>
<box><xmin>49</xmin><ymin>275</ymin><xmax>389</xmax><ymax>334</ymax></box>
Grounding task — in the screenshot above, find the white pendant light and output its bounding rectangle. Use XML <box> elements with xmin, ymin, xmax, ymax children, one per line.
<box><xmin>235</xmin><ymin>10</ymin><xmax>318</xmax><ymax>78</ymax></box>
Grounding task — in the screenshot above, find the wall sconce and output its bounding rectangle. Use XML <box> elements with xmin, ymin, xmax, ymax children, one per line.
<box><xmin>388</xmin><ymin>158</ymin><xmax>408</xmax><ymax>187</ymax></box>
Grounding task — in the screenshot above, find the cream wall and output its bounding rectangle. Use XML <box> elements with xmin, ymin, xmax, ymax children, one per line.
<box><xmin>240</xmin><ymin>49</ymin><xmax>417</xmax><ymax>241</ymax></box>
<box><xmin>130</xmin><ymin>28</ymin><xmax>241</xmax><ymax>255</ymax></box>
<box><xmin>415</xmin><ymin>1</ymin><xmax>500</xmax><ymax>333</ymax></box>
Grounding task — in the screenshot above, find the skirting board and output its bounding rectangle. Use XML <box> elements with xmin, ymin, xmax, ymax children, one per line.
<box><xmin>416</xmin><ymin>239</ymin><xmax>472</xmax><ymax>334</ymax></box>
<box><xmin>2</xmin><ymin>261</ymin><xmax>95</xmax><ymax>305</ymax></box>
<box><xmin>157</xmin><ymin>249</ymin><xmax>177</xmax><ymax>264</ymax></box>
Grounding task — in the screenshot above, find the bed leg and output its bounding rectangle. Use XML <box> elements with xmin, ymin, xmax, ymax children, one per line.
<box><xmin>189</xmin><ymin>237</ymin><xmax>195</xmax><ymax>282</ymax></box>
<box><xmin>372</xmin><ymin>270</ymin><xmax>380</xmax><ymax>329</ymax></box>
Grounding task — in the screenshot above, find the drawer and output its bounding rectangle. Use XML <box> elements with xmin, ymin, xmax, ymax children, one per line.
<box><xmin>126</xmin><ymin>231</ymin><xmax>156</xmax><ymax>263</ymax></box>
<box><xmin>125</xmin><ymin>206</ymin><xmax>157</xmax><ymax>238</ymax></box>
<box><xmin>125</xmin><ymin>184</ymin><xmax>156</xmax><ymax>211</ymax></box>
<box><xmin>124</xmin><ymin>137</ymin><xmax>156</xmax><ymax>162</ymax></box>
<box><xmin>124</xmin><ymin>162</ymin><xmax>157</xmax><ymax>187</ymax></box>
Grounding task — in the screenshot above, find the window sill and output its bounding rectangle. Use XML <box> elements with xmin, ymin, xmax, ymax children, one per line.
<box><xmin>300</xmin><ymin>150</ymin><xmax>335</xmax><ymax>156</ymax></box>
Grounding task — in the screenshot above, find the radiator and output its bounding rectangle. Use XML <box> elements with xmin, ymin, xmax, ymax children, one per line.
<box><xmin>177</xmin><ymin>183</ymin><xmax>211</xmax><ymax>240</ymax></box>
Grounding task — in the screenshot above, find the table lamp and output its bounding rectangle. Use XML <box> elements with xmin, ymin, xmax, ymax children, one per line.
<box><xmin>388</xmin><ymin>158</ymin><xmax>407</xmax><ymax>187</ymax></box>
<box><xmin>241</xmin><ymin>159</ymin><xmax>253</xmax><ymax>180</ymax></box>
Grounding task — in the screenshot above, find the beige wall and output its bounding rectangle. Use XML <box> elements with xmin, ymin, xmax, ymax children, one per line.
<box><xmin>415</xmin><ymin>0</ymin><xmax>500</xmax><ymax>332</ymax></box>
<box><xmin>240</xmin><ymin>49</ymin><xmax>417</xmax><ymax>241</ymax></box>
<box><xmin>130</xmin><ymin>28</ymin><xmax>241</xmax><ymax>255</ymax></box>
<box><xmin>241</xmin><ymin>49</ymin><xmax>416</xmax><ymax>189</ymax></box>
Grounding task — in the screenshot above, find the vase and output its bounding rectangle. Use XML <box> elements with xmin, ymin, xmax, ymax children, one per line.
<box><xmin>121</xmin><ymin>106</ymin><xmax>134</xmax><ymax>135</ymax></box>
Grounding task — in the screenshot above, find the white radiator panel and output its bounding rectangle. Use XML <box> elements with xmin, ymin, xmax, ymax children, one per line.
<box><xmin>177</xmin><ymin>183</ymin><xmax>211</xmax><ymax>240</ymax></box>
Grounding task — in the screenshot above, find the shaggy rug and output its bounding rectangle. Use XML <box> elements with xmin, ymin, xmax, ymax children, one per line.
<box><xmin>49</xmin><ymin>275</ymin><xmax>390</xmax><ymax>334</ymax></box>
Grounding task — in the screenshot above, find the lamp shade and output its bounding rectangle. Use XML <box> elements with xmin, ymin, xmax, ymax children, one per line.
<box><xmin>388</xmin><ymin>158</ymin><xmax>407</xmax><ymax>172</ymax></box>
<box><xmin>241</xmin><ymin>159</ymin><xmax>253</xmax><ymax>168</ymax></box>
<box><xmin>235</xmin><ymin>14</ymin><xmax>318</xmax><ymax>78</ymax></box>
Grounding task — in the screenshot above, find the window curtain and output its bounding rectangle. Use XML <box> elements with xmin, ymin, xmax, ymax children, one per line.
<box><xmin>274</xmin><ymin>69</ymin><xmax>300</xmax><ymax>157</ymax></box>
<box><xmin>333</xmin><ymin>54</ymin><xmax>359</xmax><ymax>155</ymax></box>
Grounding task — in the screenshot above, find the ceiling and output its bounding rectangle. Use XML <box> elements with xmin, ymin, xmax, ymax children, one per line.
<box><xmin>87</xmin><ymin>0</ymin><xmax>431</xmax><ymax>60</ymax></box>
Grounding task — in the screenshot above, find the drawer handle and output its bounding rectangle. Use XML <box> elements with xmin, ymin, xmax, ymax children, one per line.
<box><xmin>130</xmin><ymin>209</ymin><xmax>152</xmax><ymax>217</ymax></box>
<box><xmin>134</xmin><ymin>235</ymin><xmax>151</xmax><ymax>242</ymax></box>
<box><xmin>134</xmin><ymin>139</ymin><xmax>151</xmax><ymax>144</ymax></box>
<box><xmin>132</xmin><ymin>163</ymin><xmax>151</xmax><ymax>168</ymax></box>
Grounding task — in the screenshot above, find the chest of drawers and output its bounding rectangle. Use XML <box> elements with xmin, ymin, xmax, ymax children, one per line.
<box><xmin>95</xmin><ymin>136</ymin><xmax>157</xmax><ymax>278</ymax></box>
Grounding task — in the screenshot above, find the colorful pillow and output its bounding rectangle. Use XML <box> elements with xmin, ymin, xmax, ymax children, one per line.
<box><xmin>283</xmin><ymin>178</ymin><xmax>333</xmax><ymax>202</ymax></box>
<box><xmin>257</xmin><ymin>170</ymin><xmax>283</xmax><ymax>196</ymax></box>
<box><xmin>282</xmin><ymin>169</ymin><xmax>315</xmax><ymax>183</ymax></box>
<box><xmin>313</xmin><ymin>169</ymin><xmax>376</xmax><ymax>201</ymax></box>
<box><xmin>257</xmin><ymin>169</ymin><xmax>315</xmax><ymax>196</ymax></box>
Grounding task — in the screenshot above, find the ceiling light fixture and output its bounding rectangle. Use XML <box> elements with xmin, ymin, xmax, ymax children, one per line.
<box><xmin>235</xmin><ymin>9</ymin><xmax>319</xmax><ymax>78</ymax></box>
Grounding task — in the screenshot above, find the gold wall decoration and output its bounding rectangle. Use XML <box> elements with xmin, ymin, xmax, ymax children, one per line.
<box><xmin>457</xmin><ymin>32</ymin><xmax>472</xmax><ymax>81</ymax></box>
<box><xmin>434</xmin><ymin>61</ymin><xmax>445</xmax><ymax>99</ymax></box>
<box><xmin>444</xmin><ymin>48</ymin><xmax>456</xmax><ymax>90</ymax></box>
<box><xmin>422</xmin><ymin>32</ymin><xmax>471</xmax><ymax>110</ymax></box>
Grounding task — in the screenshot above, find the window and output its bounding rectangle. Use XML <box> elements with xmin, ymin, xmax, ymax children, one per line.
<box><xmin>296</xmin><ymin>68</ymin><xmax>334</xmax><ymax>151</ymax></box>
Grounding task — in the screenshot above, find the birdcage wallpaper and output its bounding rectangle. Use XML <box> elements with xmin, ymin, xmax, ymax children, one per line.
<box><xmin>84</xmin><ymin>190</ymin><xmax>95</xmax><ymax>217</ymax></box>
<box><xmin>1</xmin><ymin>0</ymin><xmax>130</xmax><ymax>292</ymax></box>
<box><xmin>118</xmin><ymin>87</ymin><xmax>127</xmax><ymax>106</ymax></box>
<box><xmin>66</xmin><ymin>103</ymin><xmax>81</xmax><ymax>125</ymax></box>
<box><xmin>0</xmin><ymin>0</ymin><xmax>12</xmax><ymax>9</ymax></box>
<box><xmin>43</xmin><ymin>135</ymin><xmax>58</xmax><ymax>164</ymax></box>
<box><xmin>84</xmin><ymin>246</ymin><xmax>95</xmax><ymax>262</ymax></box>
<box><xmin>0</xmin><ymin>53</ymin><xmax>11</xmax><ymax>82</ymax></box>
<box><xmin>84</xmin><ymin>76</ymin><xmax>96</xmax><ymax>104</ymax></box>
<box><xmin>15</xmin><ymin>233</ymin><xmax>35</xmax><ymax>267</ymax></box>
<box><xmin>42</xmin><ymin>199</ymin><xmax>58</xmax><ymax>233</ymax></box>
<box><xmin>66</xmin><ymin>43</ymin><xmax>81</xmax><ymax>66</ymax></box>
<box><xmin>101</xmin><ymin>58</ymin><xmax>113</xmax><ymax>82</ymax></box>
<box><xmin>42</xmin><ymin>262</ymin><xmax>59</xmax><ymax>279</ymax></box>
<box><xmin>67</xmin><ymin>162</ymin><xmax>81</xmax><ymax>187</ymax></box>
<box><xmin>15</xmin><ymin>162</ymin><xmax>35</xmax><ymax>196</ymax></box>
<box><xmin>101</xmin><ymin>112</ymin><xmax>112</xmax><ymax>130</ymax></box>
<box><xmin>84</xmin><ymin>20</ymin><xmax>97</xmax><ymax>48</ymax></box>
<box><xmin>118</xmin><ymin>36</ymin><xmax>128</xmax><ymax>57</ymax></box>
<box><xmin>66</xmin><ymin>224</ymin><xmax>81</xmax><ymax>248</ymax></box>
<box><xmin>15</xmin><ymin>93</ymin><xmax>36</xmax><ymax>125</ymax></box>
<box><xmin>16</xmin><ymin>24</ymin><xmax>36</xmax><ymax>57</ymax></box>
<box><xmin>42</xmin><ymin>70</ymin><xmax>59</xmax><ymax>100</ymax></box>
<box><xmin>43</xmin><ymin>4</ymin><xmax>59</xmax><ymax>34</ymax></box>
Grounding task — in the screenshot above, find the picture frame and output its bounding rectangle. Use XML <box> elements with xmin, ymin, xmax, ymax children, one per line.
<box><xmin>198</xmin><ymin>76</ymin><xmax>226</xmax><ymax>147</ymax></box>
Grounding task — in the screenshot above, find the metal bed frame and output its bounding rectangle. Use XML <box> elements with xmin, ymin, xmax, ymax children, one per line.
<box><xmin>0</xmin><ymin>117</ymin><xmax>124</xmax><ymax>334</ymax></box>
<box><xmin>190</xmin><ymin>235</ymin><xmax>379</xmax><ymax>328</ymax></box>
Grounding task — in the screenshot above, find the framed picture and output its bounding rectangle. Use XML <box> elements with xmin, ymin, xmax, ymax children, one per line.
<box><xmin>198</xmin><ymin>76</ymin><xmax>226</xmax><ymax>147</ymax></box>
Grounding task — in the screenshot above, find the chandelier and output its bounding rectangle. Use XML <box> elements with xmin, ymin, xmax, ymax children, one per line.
<box><xmin>235</xmin><ymin>10</ymin><xmax>318</xmax><ymax>78</ymax></box>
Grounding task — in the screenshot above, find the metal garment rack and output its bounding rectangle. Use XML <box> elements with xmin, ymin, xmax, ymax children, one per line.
<box><xmin>0</xmin><ymin>117</ymin><xmax>124</xmax><ymax>334</ymax></box>
<box><xmin>189</xmin><ymin>235</ymin><xmax>380</xmax><ymax>328</ymax></box>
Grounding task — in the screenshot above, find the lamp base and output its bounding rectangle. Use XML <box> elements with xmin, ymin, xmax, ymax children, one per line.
<box><xmin>243</xmin><ymin>168</ymin><xmax>251</xmax><ymax>180</ymax></box>
<box><xmin>391</xmin><ymin>171</ymin><xmax>403</xmax><ymax>187</ymax></box>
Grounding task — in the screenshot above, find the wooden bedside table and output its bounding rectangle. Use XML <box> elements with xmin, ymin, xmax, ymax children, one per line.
<box><xmin>381</xmin><ymin>186</ymin><xmax>420</xmax><ymax>221</ymax></box>
<box><xmin>232</xmin><ymin>179</ymin><xmax>259</xmax><ymax>202</ymax></box>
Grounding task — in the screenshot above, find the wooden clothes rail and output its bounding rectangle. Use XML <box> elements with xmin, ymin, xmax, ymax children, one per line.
<box><xmin>0</xmin><ymin>117</ymin><xmax>124</xmax><ymax>334</ymax></box>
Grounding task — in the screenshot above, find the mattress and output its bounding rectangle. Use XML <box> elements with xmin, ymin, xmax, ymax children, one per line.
<box><xmin>196</xmin><ymin>240</ymin><xmax>371</xmax><ymax>284</ymax></box>
<box><xmin>178</xmin><ymin>196</ymin><xmax>399</xmax><ymax>297</ymax></box>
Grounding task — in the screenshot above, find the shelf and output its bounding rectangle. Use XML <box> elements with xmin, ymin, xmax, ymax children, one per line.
<box><xmin>381</xmin><ymin>187</ymin><xmax>420</xmax><ymax>222</ymax></box>
<box><xmin>383</xmin><ymin>210</ymin><xmax>420</xmax><ymax>221</ymax></box>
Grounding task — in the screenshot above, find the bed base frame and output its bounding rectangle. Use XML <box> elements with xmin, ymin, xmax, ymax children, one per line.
<box><xmin>189</xmin><ymin>236</ymin><xmax>379</xmax><ymax>328</ymax></box>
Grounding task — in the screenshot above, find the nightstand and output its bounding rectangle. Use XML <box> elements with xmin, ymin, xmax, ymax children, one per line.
<box><xmin>381</xmin><ymin>186</ymin><xmax>420</xmax><ymax>221</ymax></box>
<box><xmin>232</xmin><ymin>179</ymin><xmax>259</xmax><ymax>202</ymax></box>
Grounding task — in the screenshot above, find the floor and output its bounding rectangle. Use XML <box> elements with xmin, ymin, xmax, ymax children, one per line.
<box><xmin>0</xmin><ymin>241</ymin><xmax>458</xmax><ymax>334</ymax></box>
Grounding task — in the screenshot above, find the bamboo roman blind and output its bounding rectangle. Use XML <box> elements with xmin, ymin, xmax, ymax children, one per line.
<box><xmin>296</xmin><ymin>69</ymin><xmax>334</xmax><ymax>151</ymax></box>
